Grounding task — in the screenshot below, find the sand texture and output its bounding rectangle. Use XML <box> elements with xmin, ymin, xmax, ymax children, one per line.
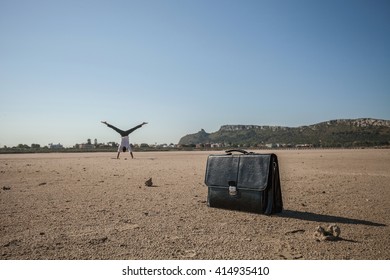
<box><xmin>1</xmin><ymin>149</ymin><xmax>389</xmax><ymax>260</ymax></box>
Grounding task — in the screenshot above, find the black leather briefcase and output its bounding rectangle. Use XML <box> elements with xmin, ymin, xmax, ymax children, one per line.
<box><xmin>204</xmin><ymin>149</ymin><xmax>283</xmax><ymax>214</ymax></box>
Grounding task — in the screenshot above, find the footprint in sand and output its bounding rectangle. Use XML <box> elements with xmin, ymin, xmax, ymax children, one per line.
<box><xmin>89</xmin><ymin>237</ymin><xmax>108</xmax><ymax>245</ymax></box>
<box><xmin>178</xmin><ymin>249</ymin><xmax>197</xmax><ymax>258</ymax></box>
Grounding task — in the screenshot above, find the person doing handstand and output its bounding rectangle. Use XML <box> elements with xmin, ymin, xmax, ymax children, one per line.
<box><xmin>101</xmin><ymin>121</ymin><xmax>147</xmax><ymax>159</ymax></box>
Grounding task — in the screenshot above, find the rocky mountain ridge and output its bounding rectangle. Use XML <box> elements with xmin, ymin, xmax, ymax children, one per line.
<box><xmin>179</xmin><ymin>118</ymin><xmax>390</xmax><ymax>147</ymax></box>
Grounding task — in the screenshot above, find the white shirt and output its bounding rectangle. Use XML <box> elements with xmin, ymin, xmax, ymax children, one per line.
<box><xmin>118</xmin><ymin>136</ymin><xmax>132</xmax><ymax>152</ymax></box>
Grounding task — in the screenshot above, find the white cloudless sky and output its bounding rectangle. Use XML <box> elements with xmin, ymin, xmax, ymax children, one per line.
<box><xmin>0</xmin><ymin>0</ymin><xmax>389</xmax><ymax>147</ymax></box>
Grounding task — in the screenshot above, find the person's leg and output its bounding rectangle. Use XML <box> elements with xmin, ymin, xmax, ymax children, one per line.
<box><xmin>102</xmin><ymin>121</ymin><xmax>126</xmax><ymax>136</ymax></box>
<box><xmin>117</xmin><ymin>151</ymin><xmax>120</xmax><ymax>159</ymax></box>
<box><xmin>123</xmin><ymin>123</ymin><xmax>146</xmax><ymax>136</ymax></box>
<box><xmin>130</xmin><ymin>151</ymin><xmax>134</xmax><ymax>159</ymax></box>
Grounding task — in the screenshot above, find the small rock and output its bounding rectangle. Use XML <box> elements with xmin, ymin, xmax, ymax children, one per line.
<box><xmin>38</xmin><ymin>182</ymin><xmax>47</xmax><ymax>186</ymax></box>
<box><xmin>2</xmin><ymin>186</ymin><xmax>11</xmax><ymax>190</ymax></box>
<box><xmin>314</xmin><ymin>224</ymin><xmax>341</xmax><ymax>241</ymax></box>
<box><xmin>327</xmin><ymin>224</ymin><xmax>341</xmax><ymax>237</ymax></box>
<box><xmin>145</xmin><ymin>178</ymin><xmax>153</xmax><ymax>187</ymax></box>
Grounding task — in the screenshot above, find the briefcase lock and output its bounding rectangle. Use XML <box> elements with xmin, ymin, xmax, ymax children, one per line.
<box><xmin>229</xmin><ymin>186</ymin><xmax>237</xmax><ymax>196</ymax></box>
<box><xmin>228</xmin><ymin>181</ymin><xmax>238</xmax><ymax>196</ymax></box>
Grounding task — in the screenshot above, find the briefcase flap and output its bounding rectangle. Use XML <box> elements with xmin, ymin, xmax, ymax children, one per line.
<box><xmin>205</xmin><ymin>154</ymin><xmax>272</xmax><ymax>191</ymax></box>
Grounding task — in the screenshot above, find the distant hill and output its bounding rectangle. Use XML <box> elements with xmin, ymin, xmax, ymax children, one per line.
<box><xmin>178</xmin><ymin>118</ymin><xmax>390</xmax><ymax>148</ymax></box>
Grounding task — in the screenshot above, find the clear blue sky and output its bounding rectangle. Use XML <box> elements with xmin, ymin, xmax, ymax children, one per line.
<box><xmin>1</xmin><ymin>0</ymin><xmax>389</xmax><ymax>147</ymax></box>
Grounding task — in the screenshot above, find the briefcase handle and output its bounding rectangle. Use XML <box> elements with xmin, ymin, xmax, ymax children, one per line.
<box><xmin>225</xmin><ymin>149</ymin><xmax>253</xmax><ymax>155</ymax></box>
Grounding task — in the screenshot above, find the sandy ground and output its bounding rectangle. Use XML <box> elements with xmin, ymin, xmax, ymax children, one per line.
<box><xmin>0</xmin><ymin>149</ymin><xmax>389</xmax><ymax>260</ymax></box>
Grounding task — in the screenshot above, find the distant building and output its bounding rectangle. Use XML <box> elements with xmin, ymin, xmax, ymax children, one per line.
<box><xmin>79</xmin><ymin>139</ymin><xmax>95</xmax><ymax>149</ymax></box>
<box><xmin>79</xmin><ymin>143</ymin><xmax>94</xmax><ymax>149</ymax></box>
<box><xmin>296</xmin><ymin>144</ymin><xmax>312</xmax><ymax>148</ymax></box>
<box><xmin>48</xmin><ymin>143</ymin><xmax>63</xmax><ymax>149</ymax></box>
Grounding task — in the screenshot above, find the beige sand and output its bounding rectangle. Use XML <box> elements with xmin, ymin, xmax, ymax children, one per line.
<box><xmin>1</xmin><ymin>149</ymin><xmax>389</xmax><ymax>260</ymax></box>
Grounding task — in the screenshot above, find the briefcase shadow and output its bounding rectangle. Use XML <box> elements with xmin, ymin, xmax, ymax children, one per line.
<box><xmin>277</xmin><ymin>210</ymin><xmax>386</xmax><ymax>227</ymax></box>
